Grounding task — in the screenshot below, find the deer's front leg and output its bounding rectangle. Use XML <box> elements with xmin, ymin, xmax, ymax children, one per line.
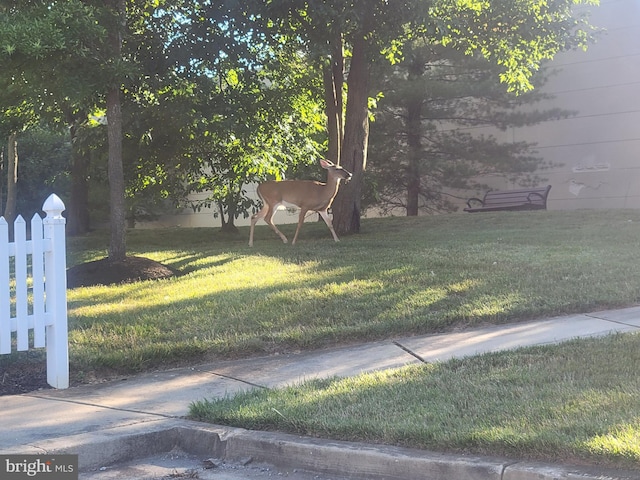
<box><xmin>318</xmin><ymin>210</ymin><xmax>340</xmax><ymax>242</ymax></box>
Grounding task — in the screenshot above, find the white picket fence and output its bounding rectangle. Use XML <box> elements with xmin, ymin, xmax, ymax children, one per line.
<box><xmin>0</xmin><ymin>194</ymin><xmax>68</xmax><ymax>389</ymax></box>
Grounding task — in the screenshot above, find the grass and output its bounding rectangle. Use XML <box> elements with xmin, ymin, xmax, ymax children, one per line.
<box><xmin>62</xmin><ymin>209</ymin><xmax>640</xmax><ymax>379</ymax></box>
<box><xmin>9</xmin><ymin>208</ymin><xmax>640</xmax><ymax>468</ymax></box>
<box><xmin>190</xmin><ymin>333</ymin><xmax>640</xmax><ymax>469</ymax></box>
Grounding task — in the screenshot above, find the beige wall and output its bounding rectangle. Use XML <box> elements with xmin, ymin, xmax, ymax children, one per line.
<box><xmin>135</xmin><ymin>183</ymin><xmax>323</xmax><ymax>229</ymax></box>
<box><xmin>507</xmin><ymin>0</ymin><xmax>640</xmax><ymax>210</ymax></box>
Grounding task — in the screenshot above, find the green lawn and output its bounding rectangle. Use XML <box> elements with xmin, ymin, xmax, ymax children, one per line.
<box><xmin>61</xmin><ymin>209</ymin><xmax>640</xmax><ymax>380</ymax></box>
<box><xmin>190</xmin><ymin>333</ymin><xmax>640</xmax><ymax>469</ymax></box>
<box><xmin>8</xmin><ymin>208</ymin><xmax>640</xmax><ymax>469</ymax></box>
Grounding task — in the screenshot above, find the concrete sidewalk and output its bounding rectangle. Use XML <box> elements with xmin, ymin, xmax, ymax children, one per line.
<box><xmin>2</xmin><ymin>306</ymin><xmax>640</xmax><ymax>479</ymax></box>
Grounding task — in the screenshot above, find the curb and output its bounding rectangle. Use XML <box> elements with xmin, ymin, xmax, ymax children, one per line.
<box><xmin>5</xmin><ymin>419</ymin><xmax>637</xmax><ymax>480</ymax></box>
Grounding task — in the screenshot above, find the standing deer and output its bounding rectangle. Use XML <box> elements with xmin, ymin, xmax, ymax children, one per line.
<box><xmin>249</xmin><ymin>159</ymin><xmax>352</xmax><ymax>246</ymax></box>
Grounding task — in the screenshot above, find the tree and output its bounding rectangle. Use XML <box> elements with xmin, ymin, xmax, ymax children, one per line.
<box><xmin>0</xmin><ymin>96</ymin><xmax>38</xmax><ymax>230</ymax></box>
<box><xmin>0</xmin><ymin>0</ymin><xmax>109</xmax><ymax>236</ymax></box>
<box><xmin>66</xmin><ymin>117</ymin><xmax>92</xmax><ymax>236</ymax></box>
<box><xmin>122</xmin><ymin>0</ymin><xmax>326</xmax><ymax>232</ymax></box>
<box><xmin>262</xmin><ymin>1</ymin><xmax>395</xmax><ymax>234</ymax></box>
<box><xmin>263</xmin><ymin>0</ymin><xmax>595</xmax><ymax>235</ymax></box>
<box><xmin>104</xmin><ymin>0</ymin><xmax>127</xmax><ymax>261</ymax></box>
<box><xmin>9</xmin><ymin>126</ymin><xmax>71</xmax><ymax>218</ymax></box>
<box><xmin>366</xmin><ymin>40</ymin><xmax>568</xmax><ymax>215</ymax></box>
<box><xmin>174</xmin><ymin>76</ymin><xmax>324</xmax><ymax>233</ymax></box>
<box><xmin>4</xmin><ymin>133</ymin><xmax>17</xmax><ymax>224</ymax></box>
<box><xmin>0</xmin><ymin>0</ymin><xmax>172</xmax><ymax>261</ymax></box>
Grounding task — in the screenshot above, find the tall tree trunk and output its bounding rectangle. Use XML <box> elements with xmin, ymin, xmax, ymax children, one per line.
<box><xmin>406</xmin><ymin>174</ymin><xmax>420</xmax><ymax>216</ymax></box>
<box><xmin>4</xmin><ymin>133</ymin><xmax>18</xmax><ymax>230</ymax></box>
<box><xmin>67</xmin><ymin>123</ymin><xmax>91</xmax><ymax>236</ymax></box>
<box><xmin>406</xmin><ymin>97</ymin><xmax>423</xmax><ymax>216</ymax></box>
<box><xmin>323</xmin><ymin>30</ymin><xmax>344</xmax><ymax>163</ymax></box>
<box><xmin>332</xmin><ymin>32</ymin><xmax>370</xmax><ymax>236</ymax></box>
<box><xmin>107</xmin><ymin>85</ymin><xmax>126</xmax><ymax>262</ymax></box>
<box><xmin>106</xmin><ymin>0</ymin><xmax>127</xmax><ymax>262</ymax></box>
<box><xmin>219</xmin><ymin>192</ymin><xmax>239</xmax><ymax>234</ymax></box>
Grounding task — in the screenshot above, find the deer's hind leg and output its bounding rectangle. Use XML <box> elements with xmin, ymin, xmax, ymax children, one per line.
<box><xmin>263</xmin><ymin>203</ymin><xmax>289</xmax><ymax>244</ymax></box>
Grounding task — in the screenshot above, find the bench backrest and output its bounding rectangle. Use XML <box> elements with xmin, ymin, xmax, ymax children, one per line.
<box><xmin>483</xmin><ymin>186</ymin><xmax>551</xmax><ymax>207</ymax></box>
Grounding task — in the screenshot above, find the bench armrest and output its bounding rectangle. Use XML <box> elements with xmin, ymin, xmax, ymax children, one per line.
<box><xmin>527</xmin><ymin>192</ymin><xmax>545</xmax><ymax>202</ymax></box>
<box><xmin>466</xmin><ymin>197</ymin><xmax>484</xmax><ymax>208</ymax></box>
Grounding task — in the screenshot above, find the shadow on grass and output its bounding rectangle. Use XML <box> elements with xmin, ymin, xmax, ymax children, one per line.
<box><xmin>62</xmin><ymin>211</ymin><xmax>640</xmax><ymax>381</ymax></box>
<box><xmin>190</xmin><ymin>334</ymin><xmax>640</xmax><ymax>470</ymax></box>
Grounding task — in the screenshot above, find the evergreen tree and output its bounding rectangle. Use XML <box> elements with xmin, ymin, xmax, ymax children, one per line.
<box><xmin>366</xmin><ymin>40</ymin><xmax>568</xmax><ymax>215</ymax></box>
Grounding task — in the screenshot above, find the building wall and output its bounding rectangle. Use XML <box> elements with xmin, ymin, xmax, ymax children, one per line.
<box><xmin>470</xmin><ymin>0</ymin><xmax>640</xmax><ymax>210</ymax></box>
<box><xmin>135</xmin><ymin>183</ymin><xmax>322</xmax><ymax>229</ymax></box>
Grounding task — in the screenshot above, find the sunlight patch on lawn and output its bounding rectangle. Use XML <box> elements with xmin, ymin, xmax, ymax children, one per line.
<box><xmin>447</xmin><ymin>279</ymin><xmax>481</xmax><ymax>294</ymax></box>
<box><xmin>458</xmin><ymin>293</ymin><xmax>524</xmax><ymax>319</ymax></box>
<box><xmin>583</xmin><ymin>424</ymin><xmax>640</xmax><ymax>462</ymax></box>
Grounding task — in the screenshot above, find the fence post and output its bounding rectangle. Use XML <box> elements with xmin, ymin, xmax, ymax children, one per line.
<box><xmin>42</xmin><ymin>194</ymin><xmax>69</xmax><ymax>389</ymax></box>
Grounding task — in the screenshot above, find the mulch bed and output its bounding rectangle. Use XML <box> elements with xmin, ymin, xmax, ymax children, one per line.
<box><xmin>66</xmin><ymin>255</ymin><xmax>178</xmax><ymax>288</ymax></box>
<box><xmin>0</xmin><ymin>361</ymin><xmax>50</xmax><ymax>396</ymax></box>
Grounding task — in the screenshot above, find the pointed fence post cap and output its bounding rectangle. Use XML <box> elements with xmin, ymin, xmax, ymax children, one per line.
<box><xmin>43</xmin><ymin>194</ymin><xmax>66</xmax><ymax>219</ymax></box>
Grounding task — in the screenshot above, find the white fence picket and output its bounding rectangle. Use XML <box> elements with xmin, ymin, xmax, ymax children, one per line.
<box><xmin>14</xmin><ymin>215</ymin><xmax>29</xmax><ymax>351</ymax></box>
<box><xmin>31</xmin><ymin>213</ymin><xmax>46</xmax><ymax>349</ymax></box>
<box><xmin>0</xmin><ymin>218</ymin><xmax>9</xmax><ymax>354</ymax></box>
<box><xmin>0</xmin><ymin>194</ymin><xmax>68</xmax><ymax>388</ymax></box>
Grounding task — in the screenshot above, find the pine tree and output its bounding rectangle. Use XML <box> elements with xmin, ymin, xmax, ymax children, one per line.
<box><xmin>366</xmin><ymin>40</ymin><xmax>568</xmax><ymax>215</ymax></box>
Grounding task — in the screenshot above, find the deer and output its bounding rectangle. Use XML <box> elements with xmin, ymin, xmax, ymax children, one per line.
<box><xmin>249</xmin><ymin>159</ymin><xmax>352</xmax><ymax>246</ymax></box>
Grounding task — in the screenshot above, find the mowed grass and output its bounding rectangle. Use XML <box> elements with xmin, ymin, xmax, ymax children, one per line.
<box><xmin>62</xmin><ymin>209</ymin><xmax>640</xmax><ymax>380</ymax></box>
<box><xmin>190</xmin><ymin>333</ymin><xmax>640</xmax><ymax>469</ymax></box>
<box><xmin>6</xmin><ymin>208</ymin><xmax>640</xmax><ymax>469</ymax></box>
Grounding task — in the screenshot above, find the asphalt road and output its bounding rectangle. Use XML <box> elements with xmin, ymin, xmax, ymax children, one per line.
<box><xmin>80</xmin><ymin>447</ymin><xmax>353</xmax><ymax>480</ymax></box>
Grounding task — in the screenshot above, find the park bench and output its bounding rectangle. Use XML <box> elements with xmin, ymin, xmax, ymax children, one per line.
<box><xmin>464</xmin><ymin>185</ymin><xmax>551</xmax><ymax>213</ymax></box>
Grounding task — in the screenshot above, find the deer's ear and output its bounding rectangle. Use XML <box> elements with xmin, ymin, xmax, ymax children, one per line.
<box><xmin>320</xmin><ymin>159</ymin><xmax>333</xmax><ymax>169</ymax></box>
